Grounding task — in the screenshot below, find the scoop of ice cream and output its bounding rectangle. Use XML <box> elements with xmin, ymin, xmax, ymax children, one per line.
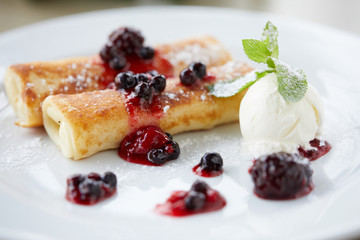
<box><xmin>239</xmin><ymin>73</ymin><xmax>324</xmax><ymax>156</ymax></box>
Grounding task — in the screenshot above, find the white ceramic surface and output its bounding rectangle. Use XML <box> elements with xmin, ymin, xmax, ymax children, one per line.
<box><xmin>1</xmin><ymin>6</ymin><xmax>360</xmax><ymax>240</ymax></box>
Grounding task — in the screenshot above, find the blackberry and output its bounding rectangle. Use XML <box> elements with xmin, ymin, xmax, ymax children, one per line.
<box><xmin>250</xmin><ymin>152</ymin><xmax>313</xmax><ymax>200</ymax></box>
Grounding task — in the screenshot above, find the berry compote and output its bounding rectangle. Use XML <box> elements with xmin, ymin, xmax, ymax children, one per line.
<box><xmin>66</xmin><ymin>172</ymin><xmax>117</xmax><ymax>205</ymax></box>
<box><xmin>114</xmin><ymin>71</ymin><xmax>168</xmax><ymax>126</ymax></box>
<box><xmin>96</xmin><ymin>27</ymin><xmax>173</xmax><ymax>88</ymax></box>
<box><xmin>298</xmin><ymin>138</ymin><xmax>331</xmax><ymax>161</ymax></box>
<box><xmin>249</xmin><ymin>152</ymin><xmax>313</xmax><ymax>200</ymax></box>
<box><xmin>155</xmin><ymin>180</ymin><xmax>226</xmax><ymax>217</ymax></box>
<box><xmin>193</xmin><ymin>152</ymin><xmax>224</xmax><ymax>177</ymax></box>
<box><xmin>118</xmin><ymin>125</ymin><xmax>180</xmax><ymax>166</ymax></box>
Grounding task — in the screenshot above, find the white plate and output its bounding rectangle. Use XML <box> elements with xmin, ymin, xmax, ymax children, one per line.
<box><xmin>1</xmin><ymin>6</ymin><xmax>360</xmax><ymax>240</ymax></box>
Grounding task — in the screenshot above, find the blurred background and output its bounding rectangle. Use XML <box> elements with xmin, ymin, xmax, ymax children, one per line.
<box><xmin>0</xmin><ymin>0</ymin><xmax>360</xmax><ymax>35</ymax></box>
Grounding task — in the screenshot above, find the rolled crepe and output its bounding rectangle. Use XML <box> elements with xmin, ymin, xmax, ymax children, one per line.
<box><xmin>4</xmin><ymin>36</ymin><xmax>231</xmax><ymax>127</ymax></box>
<box><xmin>42</xmin><ymin>61</ymin><xmax>253</xmax><ymax>160</ymax></box>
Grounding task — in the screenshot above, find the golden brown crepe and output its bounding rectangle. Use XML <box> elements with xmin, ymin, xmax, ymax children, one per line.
<box><xmin>42</xmin><ymin>61</ymin><xmax>253</xmax><ymax>160</ymax></box>
<box><xmin>4</xmin><ymin>36</ymin><xmax>231</xmax><ymax>127</ymax></box>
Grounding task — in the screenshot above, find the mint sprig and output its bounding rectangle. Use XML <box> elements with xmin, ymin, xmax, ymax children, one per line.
<box><xmin>208</xmin><ymin>21</ymin><xmax>308</xmax><ymax>102</ymax></box>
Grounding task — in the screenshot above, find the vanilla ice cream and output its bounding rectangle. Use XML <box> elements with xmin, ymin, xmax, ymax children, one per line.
<box><xmin>239</xmin><ymin>73</ymin><xmax>324</xmax><ymax>156</ymax></box>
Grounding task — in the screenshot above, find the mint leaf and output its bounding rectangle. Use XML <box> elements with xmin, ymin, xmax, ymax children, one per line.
<box><xmin>262</xmin><ymin>21</ymin><xmax>279</xmax><ymax>58</ymax></box>
<box><xmin>207</xmin><ymin>71</ymin><xmax>257</xmax><ymax>98</ymax></box>
<box><xmin>272</xmin><ymin>58</ymin><xmax>308</xmax><ymax>102</ymax></box>
<box><xmin>266</xmin><ymin>57</ymin><xmax>276</xmax><ymax>69</ymax></box>
<box><xmin>242</xmin><ymin>39</ymin><xmax>271</xmax><ymax>63</ymax></box>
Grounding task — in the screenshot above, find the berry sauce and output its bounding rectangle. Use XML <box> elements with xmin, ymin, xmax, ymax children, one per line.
<box><xmin>66</xmin><ymin>172</ymin><xmax>117</xmax><ymax>205</ymax></box>
<box><xmin>94</xmin><ymin>51</ymin><xmax>174</xmax><ymax>89</ymax></box>
<box><xmin>192</xmin><ymin>152</ymin><xmax>224</xmax><ymax>177</ymax></box>
<box><xmin>249</xmin><ymin>152</ymin><xmax>313</xmax><ymax>200</ymax></box>
<box><xmin>298</xmin><ymin>138</ymin><xmax>331</xmax><ymax>161</ymax></box>
<box><xmin>155</xmin><ymin>180</ymin><xmax>226</xmax><ymax>217</ymax></box>
<box><xmin>193</xmin><ymin>164</ymin><xmax>224</xmax><ymax>177</ymax></box>
<box><xmin>124</xmin><ymin>92</ymin><xmax>164</xmax><ymax>127</ymax></box>
<box><xmin>118</xmin><ymin>125</ymin><xmax>180</xmax><ymax>166</ymax></box>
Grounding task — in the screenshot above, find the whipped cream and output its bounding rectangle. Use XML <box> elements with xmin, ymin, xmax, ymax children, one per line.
<box><xmin>239</xmin><ymin>73</ymin><xmax>324</xmax><ymax>156</ymax></box>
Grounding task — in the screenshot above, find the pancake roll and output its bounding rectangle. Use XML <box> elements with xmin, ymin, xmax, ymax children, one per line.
<box><xmin>4</xmin><ymin>36</ymin><xmax>231</xmax><ymax>127</ymax></box>
<box><xmin>42</xmin><ymin>61</ymin><xmax>253</xmax><ymax>160</ymax></box>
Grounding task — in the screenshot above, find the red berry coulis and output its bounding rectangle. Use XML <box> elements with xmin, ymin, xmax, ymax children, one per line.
<box><xmin>193</xmin><ymin>164</ymin><xmax>224</xmax><ymax>177</ymax></box>
<box><xmin>155</xmin><ymin>180</ymin><xmax>226</xmax><ymax>217</ymax></box>
<box><xmin>66</xmin><ymin>172</ymin><xmax>117</xmax><ymax>205</ymax></box>
<box><xmin>298</xmin><ymin>138</ymin><xmax>331</xmax><ymax>161</ymax></box>
<box><xmin>118</xmin><ymin>125</ymin><xmax>180</xmax><ymax>166</ymax></box>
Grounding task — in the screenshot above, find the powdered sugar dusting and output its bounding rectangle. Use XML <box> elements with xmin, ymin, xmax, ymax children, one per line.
<box><xmin>165</xmin><ymin>43</ymin><xmax>223</xmax><ymax>67</ymax></box>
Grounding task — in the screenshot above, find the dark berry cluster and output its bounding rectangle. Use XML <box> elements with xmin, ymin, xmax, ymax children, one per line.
<box><xmin>66</xmin><ymin>172</ymin><xmax>117</xmax><ymax>205</ymax></box>
<box><xmin>115</xmin><ymin>70</ymin><xmax>166</xmax><ymax>101</ymax></box>
<box><xmin>100</xmin><ymin>27</ymin><xmax>155</xmax><ymax>70</ymax></box>
<box><xmin>180</xmin><ymin>62</ymin><xmax>207</xmax><ymax>86</ymax></box>
<box><xmin>249</xmin><ymin>152</ymin><xmax>313</xmax><ymax>200</ymax></box>
<box><xmin>184</xmin><ymin>180</ymin><xmax>209</xmax><ymax>211</ymax></box>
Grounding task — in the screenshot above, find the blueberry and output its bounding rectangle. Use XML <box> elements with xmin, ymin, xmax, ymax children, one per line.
<box><xmin>134</xmin><ymin>82</ymin><xmax>153</xmax><ymax>100</ymax></box>
<box><xmin>115</xmin><ymin>72</ymin><xmax>137</xmax><ymax>90</ymax></box>
<box><xmin>200</xmin><ymin>152</ymin><xmax>223</xmax><ymax>171</ymax></box>
<box><xmin>189</xmin><ymin>62</ymin><xmax>206</xmax><ymax>79</ymax></box>
<box><xmin>103</xmin><ymin>172</ymin><xmax>117</xmax><ymax>188</ymax></box>
<box><xmin>185</xmin><ymin>191</ymin><xmax>206</xmax><ymax>211</ymax></box>
<box><xmin>190</xmin><ymin>180</ymin><xmax>209</xmax><ymax>195</ymax></box>
<box><xmin>180</xmin><ymin>68</ymin><xmax>197</xmax><ymax>86</ymax></box>
<box><xmin>164</xmin><ymin>141</ymin><xmax>180</xmax><ymax>160</ymax></box>
<box><xmin>147</xmin><ymin>148</ymin><xmax>168</xmax><ymax>165</ymax></box>
<box><xmin>109</xmin><ymin>56</ymin><xmax>126</xmax><ymax>70</ymax></box>
<box><xmin>138</xmin><ymin>46</ymin><xmax>155</xmax><ymax>59</ymax></box>
<box><xmin>135</xmin><ymin>73</ymin><xmax>150</xmax><ymax>83</ymax></box>
<box><xmin>150</xmin><ymin>75</ymin><xmax>166</xmax><ymax>93</ymax></box>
